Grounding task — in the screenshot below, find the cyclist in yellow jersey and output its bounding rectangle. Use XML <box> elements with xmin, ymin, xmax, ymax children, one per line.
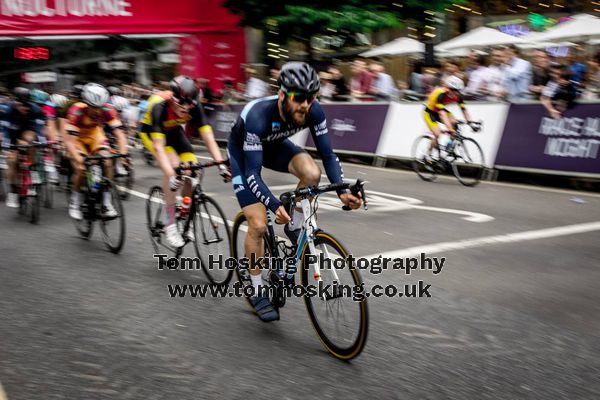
<box><xmin>139</xmin><ymin>76</ymin><xmax>230</xmax><ymax>248</ymax></box>
<box><xmin>423</xmin><ymin>76</ymin><xmax>476</xmax><ymax>157</ymax></box>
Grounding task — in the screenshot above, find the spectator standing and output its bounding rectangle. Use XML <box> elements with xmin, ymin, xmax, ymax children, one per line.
<box><xmin>464</xmin><ymin>54</ymin><xmax>490</xmax><ymax>100</ymax></box>
<box><xmin>349</xmin><ymin>59</ymin><xmax>373</xmax><ymax>99</ymax></box>
<box><xmin>318</xmin><ymin>71</ymin><xmax>335</xmax><ymax>101</ymax></box>
<box><xmin>567</xmin><ymin>47</ymin><xmax>587</xmax><ymax>84</ymax></box>
<box><xmin>327</xmin><ymin>66</ymin><xmax>348</xmax><ymax>100</ymax></box>
<box><xmin>541</xmin><ymin>65</ymin><xmax>578</xmax><ymax>119</ymax></box>
<box><xmin>485</xmin><ymin>48</ymin><xmax>506</xmax><ymax>101</ymax></box>
<box><xmin>409</xmin><ymin>61</ymin><xmax>424</xmax><ymax>95</ymax></box>
<box><xmin>582</xmin><ymin>53</ymin><xmax>600</xmax><ymax>99</ymax></box>
<box><xmin>441</xmin><ymin>59</ymin><xmax>465</xmax><ymax>83</ymax></box>
<box><xmin>529</xmin><ymin>50</ymin><xmax>552</xmax><ymax>99</ymax></box>
<box><xmin>244</xmin><ymin>67</ymin><xmax>269</xmax><ymax>100</ymax></box>
<box><xmin>501</xmin><ymin>44</ymin><xmax>533</xmax><ymax>101</ymax></box>
<box><xmin>368</xmin><ymin>63</ymin><xmax>397</xmax><ymax>100</ymax></box>
<box><xmin>196</xmin><ymin>78</ymin><xmax>215</xmax><ymax>104</ymax></box>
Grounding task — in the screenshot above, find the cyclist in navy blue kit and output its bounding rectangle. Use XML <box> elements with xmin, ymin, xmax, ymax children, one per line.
<box><xmin>228</xmin><ymin>62</ymin><xmax>362</xmax><ymax>322</ymax></box>
<box><xmin>2</xmin><ymin>87</ymin><xmax>48</xmax><ymax>208</ymax></box>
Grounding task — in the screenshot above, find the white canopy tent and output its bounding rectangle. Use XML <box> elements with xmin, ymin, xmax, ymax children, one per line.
<box><xmin>435</xmin><ymin>26</ymin><xmax>528</xmax><ymax>52</ymax></box>
<box><xmin>533</xmin><ymin>14</ymin><xmax>600</xmax><ymax>42</ymax></box>
<box><xmin>437</xmin><ymin>48</ymin><xmax>488</xmax><ymax>58</ymax></box>
<box><xmin>360</xmin><ymin>37</ymin><xmax>424</xmax><ymax>57</ymax></box>
<box><xmin>518</xmin><ymin>32</ymin><xmax>576</xmax><ymax>49</ymax></box>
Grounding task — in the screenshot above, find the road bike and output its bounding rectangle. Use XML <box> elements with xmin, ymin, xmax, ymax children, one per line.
<box><xmin>412</xmin><ymin>120</ymin><xmax>484</xmax><ymax>186</ymax></box>
<box><xmin>231</xmin><ymin>180</ymin><xmax>369</xmax><ymax>360</ymax></box>
<box><xmin>146</xmin><ymin>160</ymin><xmax>233</xmax><ymax>286</ymax></box>
<box><xmin>8</xmin><ymin>141</ymin><xmax>56</xmax><ymax>223</ymax></box>
<box><xmin>73</xmin><ymin>153</ymin><xmax>127</xmax><ymax>254</ymax></box>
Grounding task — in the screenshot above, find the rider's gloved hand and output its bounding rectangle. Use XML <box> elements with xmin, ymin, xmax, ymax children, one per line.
<box><xmin>218</xmin><ymin>163</ymin><xmax>232</xmax><ymax>182</ymax></box>
<box><xmin>169</xmin><ymin>175</ymin><xmax>182</xmax><ymax>191</ymax></box>
<box><xmin>468</xmin><ymin>121</ymin><xmax>481</xmax><ymax>132</ymax></box>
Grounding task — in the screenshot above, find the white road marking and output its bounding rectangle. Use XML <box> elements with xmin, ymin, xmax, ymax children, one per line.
<box><xmin>119</xmin><ymin>186</ymin><xmax>247</xmax><ymax>232</ymax></box>
<box><xmin>194</xmin><ymin>144</ymin><xmax>599</xmax><ymax>198</ymax></box>
<box><xmin>316</xmin><ymin>179</ymin><xmax>494</xmax><ymax>222</ymax></box>
<box><xmin>362</xmin><ymin>221</ymin><xmax>600</xmax><ymax>259</ymax></box>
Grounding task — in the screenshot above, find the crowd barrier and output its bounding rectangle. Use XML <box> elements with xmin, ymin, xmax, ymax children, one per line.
<box><xmin>198</xmin><ymin>100</ymin><xmax>600</xmax><ymax>179</ymax></box>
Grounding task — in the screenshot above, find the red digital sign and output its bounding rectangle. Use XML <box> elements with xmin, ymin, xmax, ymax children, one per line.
<box><xmin>14</xmin><ymin>47</ymin><xmax>50</xmax><ymax>60</ymax></box>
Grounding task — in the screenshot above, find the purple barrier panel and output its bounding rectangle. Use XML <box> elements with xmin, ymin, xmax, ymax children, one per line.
<box><xmin>204</xmin><ymin>103</ymin><xmax>246</xmax><ymax>140</ymax></box>
<box><xmin>495</xmin><ymin>104</ymin><xmax>600</xmax><ymax>174</ymax></box>
<box><xmin>305</xmin><ymin>103</ymin><xmax>390</xmax><ymax>154</ymax></box>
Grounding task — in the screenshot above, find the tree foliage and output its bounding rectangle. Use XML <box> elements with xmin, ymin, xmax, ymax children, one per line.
<box><xmin>225</xmin><ymin>0</ymin><xmax>466</xmax><ymax>41</ymax></box>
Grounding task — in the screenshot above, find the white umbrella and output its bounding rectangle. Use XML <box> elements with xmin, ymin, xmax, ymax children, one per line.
<box><xmin>437</xmin><ymin>48</ymin><xmax>488</xmax><ymax>57</ymax></box>
<box><xmin>436</xmin><ymin>26</ymin><xmax>528</xmax><ymax>52</ymax></box>
<box><xmin>518</xmin><ymin>32</ymin><xmax>577</xmax><ymax>49</ymax></box>
<box><xmin>360</xmin><ymin>37</ymin><xmax>424</xmax><ymax>57</ymax></box>
<box><xmin>534</xmin><ymin>14</ymin><xmax>600</xmax><ymax>42</ymax></box>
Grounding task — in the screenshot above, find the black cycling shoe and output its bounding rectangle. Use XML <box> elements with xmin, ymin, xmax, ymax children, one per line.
<box><xmin>250</xmin><ymin>294</ymin><xmax>279</xmax><ymax>322</ymax></box>
<box><xmin>284</xmin><ymin>223</ymin><xmax>300</xmax><ymax>246</ymax></box>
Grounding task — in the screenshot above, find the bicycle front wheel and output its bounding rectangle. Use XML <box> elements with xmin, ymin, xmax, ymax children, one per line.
<box><xmin>231</xmin><ymin>211</ymin><xmax>276</xmax><ymax>308</ymax></box>
<box><xmin>193</xmin><ymin>194</ymin><xmax>233</xmax><ymax>286</ymax></box>
<box><xmin>74</xmin><ymin>192</ymin><xmax>93</xmax><ymax>239</ymax></box>
<box><xmin>146</xmin><ymin>185</ymin><xmax>164</xmax><ymax>254</ymax></box>
<box><xmin>41</xmin><ymin>181</ymin><xmax>53</xmax><ymax>209</ymax></box>
<box><xmin>115</xmin><ymin>163</ymin><xmax>134</xmax><ymax>200</ymax></box>
<box><xmin>100</xmin><ymin>181</ymin><xmax>126</xmax><ymax>254</ymax></box>
<box><xmin>300</xmin><ymin>231</ymin><xmax>368</xmax><ymax>360</ymax></box>
<box><xmin>450</xmin><ymin>137</ymin><xmax>485</xmax><ymax>187</ymax></box>
<box><xmin>411</xmin><ymin>135</ymin><xmax>439</xmax><ymax>182</ymax></box>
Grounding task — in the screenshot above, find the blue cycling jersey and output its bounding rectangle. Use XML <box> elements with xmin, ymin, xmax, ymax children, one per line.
<box><xmin>0</xmin><ymin>101</ymin><xmax>47</xmax><ymax>145</ymax></box>
<box><xmin>228</xmin><ymin>96</ymin><xmax>344</xmax><ymax>213</ymax></box>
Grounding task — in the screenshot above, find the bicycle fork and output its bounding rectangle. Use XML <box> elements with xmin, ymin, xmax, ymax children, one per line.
<box><xmin>291</xmin><ymin>198</ymin><xmax>341</xmax><ymax>293</ymax></box>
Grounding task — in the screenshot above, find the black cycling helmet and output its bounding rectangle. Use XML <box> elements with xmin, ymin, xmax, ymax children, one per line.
<box><xmin>14</xmin><ymin>87</ymin><xmax>30</xmax><ymax>104</ymax></box>
<box><xmin>107</xmin><ymin>85</ymin><xmax>122</xmax><ymax>96</ymax></box>
<box><xmin>169</xmin><ymin>76</ymin><xmax>198</xmax><ymax>104</ymax></box>
<box><xmin>278</xmin><ymin>62</ymin><xmax>320</xmax><ymax>94</ymax></box>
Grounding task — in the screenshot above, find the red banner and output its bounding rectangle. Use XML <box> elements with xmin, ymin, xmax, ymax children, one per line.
<box><xmin>0</xmin><ymin>0</ymin><xmax>241</xmax><ymax>35</ymax></box>
<box><xmin>178</xmin><ymin>31</ymin><xmax>246</xmax><ymax>94</ymax></box>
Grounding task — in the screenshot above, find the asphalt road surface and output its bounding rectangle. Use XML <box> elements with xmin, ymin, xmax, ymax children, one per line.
<box><xmin>1</xmin><ymin>150</ymin><xmax>599</xmax><ymax>400</ymax></box>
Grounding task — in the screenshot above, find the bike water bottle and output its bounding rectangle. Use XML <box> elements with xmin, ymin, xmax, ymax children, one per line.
<box><xmin>91</xmin><ymin>165</ymin><xmax>102</xmax><ymax>192</ymax></box>
<box><xmin>446</xmin><ymin>137</ymin><xmax>455</xmax><ymax>152</ymax></box>
<box><xmin>180</xmin><ymin>196</ymin><xmax>191</xmax><ymax>219</ymax></box>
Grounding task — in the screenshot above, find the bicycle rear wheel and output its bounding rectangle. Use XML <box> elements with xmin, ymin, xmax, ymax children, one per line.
<box><xmin>146</xmin><ymin>185</ymin><xmax>165</xmax><ymax>254</ymax></box>
<box><xmin>100</xmin><ymin>181</ymin><xmax>126</xmax><ymax>254</ymax></box>
<box><xmin>193</xmin><ymin>194</ymin><xmax>233</xmax><ymax>286</ymax></box>
<box><xmin>0</xmin><ymin>170</ymin><xmax>6</xmax><ymax>202</ymax></box>
<box><xmin>300</xmin><ymin>231</ymin><xmax>368</xmax><ymax>360</ymax></box>
<box><xmin>411</xmin><ymin>135</ymin><xmax>439</xmax><ymax>182</ymax></box>
<box><xmin>450</xmin><ymin>137</ymin><xmax>485</xmax><ymax>187</ymax></box>
<box><xmin>28</xmin><ymin>186</ymin><xmax>41</xmax><ymax>224</ymax></box>
<box><xmin>231</xmin><ymin>211</ymin><xmax>276</xmax><ymax>308</ymax></box>
<box><xmin>41</xmin><ymin>181</ymin><xmax>53</xmax><ymax>209</ymax></box>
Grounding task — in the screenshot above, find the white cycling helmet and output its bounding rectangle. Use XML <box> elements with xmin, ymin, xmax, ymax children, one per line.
<box><xmin>81</xmin><ymin>83</ymin><xmax>110</xmax><ymax>107</ymax></box>
<box><xmin>445</xmin><ymin>75</ymin><xmax>465</xmax><ymax>91</ymax></box>
<box><xmin>110</xmin><ymin>95</ymin><xmax>130</xmax><ymax>112</ymax></box>
<box><xmin>50</xmin><ymin>93</ymin><xmax>69</xmax><ymax>109</ymax></box>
